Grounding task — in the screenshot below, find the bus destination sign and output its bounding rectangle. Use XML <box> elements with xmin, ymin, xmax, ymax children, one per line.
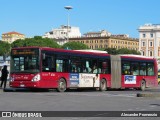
<box><xmin>12</xmin><ymin>49</ymin><xmax>36</xmax><ymax>55</ymax></box>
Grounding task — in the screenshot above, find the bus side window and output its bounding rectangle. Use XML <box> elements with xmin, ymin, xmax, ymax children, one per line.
<box><xmin>70</xmin><ymin>59</ymin><xmax>81</xmax><ymax>73</ymax></box>
<box><xmin>102</xmin><ymin>62</ymin><xmax>107</xmax><ymax>73</ymax></box>
<box><xmin>130</xmin><ymin>62</ymin><xmax>139</xmax><ymax>75</ymax></box>
<box><xmin>42</xmin><ymin>59</ymin><xmax>49</xmax><ymax>71</ymax></box>
<box><xmin>122</xmin><ymin>62</ymin><xmax>130</xmax><ymax>75</ymax></box>
<box><xmin>140</xmin><ymin>63</ymin><xmax>147</xmax><ymax>75</ymax></box>
<box><xmin>92</xmin><ymin>64</ymin><xmax>98</xmax><ymax>73</ymax></box>
<box><xmin>101</xmin><ymin>61</ymin><xmax>110</xmax><ymax>74</ymax></box>
<box><xmin>147</xmin><ymin>63</ymin><xmax>154</xmax><ymax>76</ymax></box>
<box><xmin>42</xmin><ymin>55</ymin><xmax>55</xmax><ymax>72</ymax></box>
<box><xmin>56</xmin><ymin>60</ymin><xmax>63</xmax><ymax>72</ymax></box>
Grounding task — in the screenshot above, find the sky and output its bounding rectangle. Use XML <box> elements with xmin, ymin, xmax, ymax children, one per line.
<box><xmin>0</xmin><ymin>0</ymin><xmax>160</xmax><ymax>38</ymax></box>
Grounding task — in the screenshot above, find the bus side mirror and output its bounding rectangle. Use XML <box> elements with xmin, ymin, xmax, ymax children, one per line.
<box><xmin>42</xmin><ymin>53</ymin><xmax>46</xmax><ymax>60</ymax></box>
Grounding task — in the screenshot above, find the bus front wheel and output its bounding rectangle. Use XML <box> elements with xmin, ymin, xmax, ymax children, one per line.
<box><xmin>140</xmin><ymin>80</ymin><xmax>146</xmax><ymax>91</ymax></box>
<box><xmin>100</xmin><ymin>79</ymin><xmax>107</xmax><ymax>91</ymax></box>
<box><xmin>56</xmin><ymin>78</ymin><xmax>67</xmax><ymax>92</ymax></box>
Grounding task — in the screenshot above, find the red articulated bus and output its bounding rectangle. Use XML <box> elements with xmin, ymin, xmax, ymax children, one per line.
<box><xmin>9</xmin><ymin>47</ymin><xmax>158</xmax><ymax>92</ymax></box>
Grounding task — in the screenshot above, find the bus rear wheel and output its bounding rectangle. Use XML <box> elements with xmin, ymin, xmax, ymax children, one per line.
<box><xmin>100</xmin><ymin>79</ymin><xmax>107</xmax><ymax>91</ymax></box>
<box><xmin>140</xmin><ymin>80</ymin><xmax>146</xmax><ymax>91</ymax></box>
<box><xmin>56</xmin><ymin>78</ymin><xmax>66</xmax><ymax>92</ymax></box>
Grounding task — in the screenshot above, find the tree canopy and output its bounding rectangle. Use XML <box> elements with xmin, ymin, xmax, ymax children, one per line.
<box><xmin>105</xmin><ymin>48</ymin><xmax>141</xmax><ymax>55</ymax></box>
<box><xmin>0</xmin><ymin>41</ymin><xmax>11</xmax><ymax>60</ymax></box>
<box><xmin>62</xmin><ymin>41</ymin><xmax>89</xmax><ymax>50</ymax></box>
<box><xmin>11</xmin><ymin>36</ymin><xmax>60</xmax><ymax>48</ymax></box>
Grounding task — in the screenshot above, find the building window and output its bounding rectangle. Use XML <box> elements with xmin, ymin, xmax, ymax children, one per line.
<box><xmin>105</xmin><ymin>45</ymin><xmax>108</xmax><ymax>48</ymax></box>
<box><xmin>143</xmin><ymin>34</ymin><xmax>146</xmax><ymax>38</ymax></box>
<box><xmin>149</xmin><ymin>51</ymin><xmax>153</xmax><ymax>57</ymax></box>
<box><xmin>142</xmin><ymin>51</ymin><xmax>145</xmax><ymax>56</ymax></box>
<box><xmin>142</xmin><ymin>41</ymin><xmax>145</xmax><ymax>47</ymax></box>
<box><xmin>150</xmin><ymin>33</ymin><xmax>153</xmax><ymax>38</ymax></box>
<box><xmin>149</xmin><ymin>41</ymin><xmax>153</xmax><ymax>47</ymax></box>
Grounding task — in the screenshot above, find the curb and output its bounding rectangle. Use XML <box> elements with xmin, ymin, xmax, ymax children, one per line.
<box><xmin>137</xmin><ymin>93</ymin><xmax>160</xmax><ymax>97</ymax></box>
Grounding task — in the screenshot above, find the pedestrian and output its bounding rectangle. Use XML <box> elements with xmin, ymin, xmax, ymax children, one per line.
<box><xmin>0</xmin><ymin>67</ymin><xmax>2</xmax><ymax>80</ymax></box>
<box><xmin>0</xmin><ymin>65</ymin><xmax>9</xmax><ymax>89</ymax></box>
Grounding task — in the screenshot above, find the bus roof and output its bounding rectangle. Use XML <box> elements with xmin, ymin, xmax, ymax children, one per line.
<box><xmin>119</xmin><ymin>54</ymin><xmax>156</xmax><ymax>61</ymax></box>
<box><xmin>12</xmin><ymin>47</ymin><xmax>156</xmax><ymax>61</ymax></box>
<box><xmin>12</xmin><ymin>46</ymin><xmax>110</xmax><ymax>57</ymax></box>
<box><xmin>120</xmin><ymin>54</ymin><xmax>154</xmax><ymax>58</ymax></box>
<box><xmin>74</xmin><ymin>49</ymin><xmax>108</xmax><ymax>53</ymax></box>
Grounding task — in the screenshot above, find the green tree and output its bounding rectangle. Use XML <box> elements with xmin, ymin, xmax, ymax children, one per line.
<box><xmin>130</xmin><ymin>49</ymin><xmax>141</xmax><ymax>55</ymax></box>
<box><xmin>0</xmin><ymin>41</ymin><xmax>11</xmax><ymax>61</ymax></box>
<box><xmin>117</xmin><ymin>48</ymin><xmax>131</xmax><ymax>54</ymax></box>
<box><xmin>11</xmin><ymin>39</ymin><xmax>25</xmax><ymax>47</ymax></box>
<box><xmin>62</xmin><ymin>41</ymin><xmax>89</xmax><ymax>50</ymax></box>
<box><xmin>105</xmin><ymin>48</ymin><xmax>118</xmax><ymax>55</ymax></box>
<box><xmin>105</xmin><ymin>48</ymin><xmax>141</xmax><ymax>55</ymax></box>
<box><xmin>11</xmin><ymin>36</ymin><xmax>60</xmax><ymax>48</ymax></box>
<box><xmin>117</xmin><ymin>48</ymin><xmax>141</xmax><ymax>55</ymax></box>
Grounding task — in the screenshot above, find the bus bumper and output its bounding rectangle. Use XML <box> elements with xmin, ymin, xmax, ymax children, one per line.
<box><xmin>9</xmin><ymin>81</ymin><xmax>40</xmax><ymax>88</ymax></box>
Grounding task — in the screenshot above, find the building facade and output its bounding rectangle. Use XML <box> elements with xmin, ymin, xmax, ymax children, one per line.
<box><xmin>69</xmin><ymin>36</ymin><xmax>139</xmax><ymax>50</ymax></box>
<box><xmin>1</xmin><ymin>31</ymin><xmax>25</xmax><ymax>43</ymax></box>
<box><xmin>138</xmin><ymin>24</ymin><xmax>160</xmax><ymax>68</ymax></box>
<box><xmin>138</xmin><ymin>24</ymin><xmax>160</xmax><ymax>58</ymax></box>
<box><xmin>43</xmin><ymin>25</ymin><xmax>81</xmax><ymax>45</ymax></box>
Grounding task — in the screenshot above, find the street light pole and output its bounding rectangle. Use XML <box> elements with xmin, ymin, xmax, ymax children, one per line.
<box><xmin>64</xmin><ymin>6</ymin><xmax>73</xmax><ymax>42</ymax></box>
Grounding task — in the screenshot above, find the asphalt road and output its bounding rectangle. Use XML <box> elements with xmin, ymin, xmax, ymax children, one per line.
<box><xmin>0</xmin><ymin>85</ymin><xmax>160</xmax><ymax>120</ymax></box>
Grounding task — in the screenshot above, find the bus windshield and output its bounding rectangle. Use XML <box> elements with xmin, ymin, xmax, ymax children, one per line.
<box><xmin>10</xmin><ymin>48</ymin><xmax>40</xmax><ymax>73</ymax></box>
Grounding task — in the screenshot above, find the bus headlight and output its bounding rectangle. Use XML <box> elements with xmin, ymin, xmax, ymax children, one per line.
<box><xmin>31</xmin><ymin>74</ymin><xmax>41</xmax><ymax>82</ymax></box>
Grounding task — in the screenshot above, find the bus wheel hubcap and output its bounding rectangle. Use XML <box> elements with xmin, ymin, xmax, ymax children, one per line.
<box><xmin>60</xmin><ymin>82</ymin><xmax>65</xmax><ymax>90</ymax></box>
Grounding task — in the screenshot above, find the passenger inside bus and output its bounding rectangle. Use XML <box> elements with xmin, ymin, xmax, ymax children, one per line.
<box><xmin>131</xmin><ymin>66</ymin><xmax>139</xmax><ymax>75</ymax></box>
<box><xmin>71</xmin><ymin>61</ymin><xmax>80</xmax><ymax>73</ymax></box>
<box><xmin>140</xmin><ymin>67</ymin><xmax>146</xmax><ymax>75</ymax></box>
<box><xmin>82</xmin><ymin>65</ymin><xmax>87</xmax><ymax>73</ymax></box>
<box><xmin>147</xmin><ymin>67</ymin><xmax>154</xmax><ymax>76</ymax></box>
<box><xmin>92</xmin><ymin>64</ymin><xmax>98</xmax><ymax>73</ymax></box>
<box><xmin>85</xmin><ymin>61</ymin><xmax>91</xmax><ymax>73</ymax></box>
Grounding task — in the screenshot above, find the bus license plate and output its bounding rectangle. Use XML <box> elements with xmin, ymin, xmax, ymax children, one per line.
<box><xmin>20</xmin><ymin>84</ymin><xmax>25</xmax><ymax>87</ymax></box>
